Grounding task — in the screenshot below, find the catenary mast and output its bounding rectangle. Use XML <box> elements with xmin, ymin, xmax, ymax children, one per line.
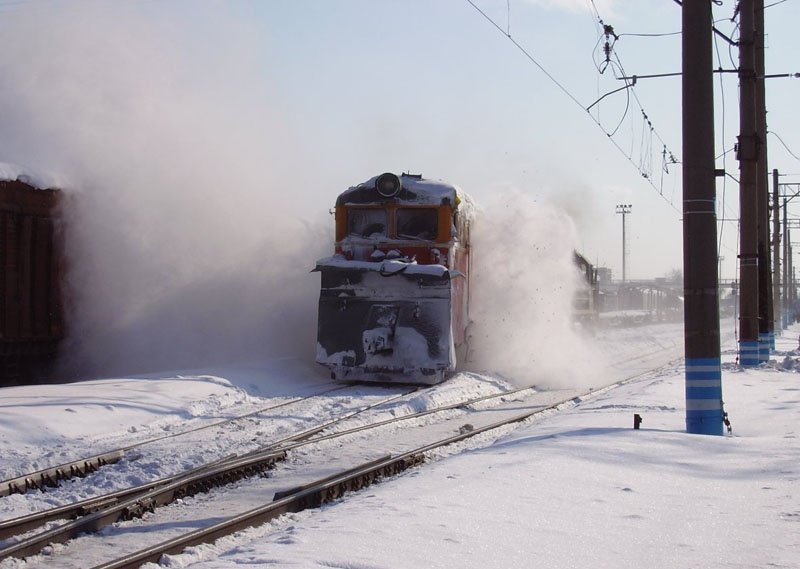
<box><xmin>681</xmin><ymin>0</ymin><xmax>724</xmax><ymax>435</ymax></box>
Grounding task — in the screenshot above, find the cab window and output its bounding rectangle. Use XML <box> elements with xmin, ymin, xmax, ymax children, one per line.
<box><xmin>397</xmin><ymin>208</ymin><xmax>438</xmax><ymax>240</ymax></box>
<box><xmin>348</xmin><ymin>208</ymin><xmax>387</xmax><ymax>238</ymax></box>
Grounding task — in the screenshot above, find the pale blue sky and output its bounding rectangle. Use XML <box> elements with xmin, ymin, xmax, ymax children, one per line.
<box><xmin>250</xmin><ymin>0</ymin><xmax>800</xmax><ymax>280</ymax></box>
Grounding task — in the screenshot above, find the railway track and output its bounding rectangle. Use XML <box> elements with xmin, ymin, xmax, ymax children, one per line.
<box><xmin>0</xmin><ymin>383</ymin><xmax>353</xmax><ymax>497</ymax></box>
<box><xmin>0</xmin><ymin>380</ymin><xmax>537</xmax><ymax>558</ymax></box>
<box><xmin>0</xmin><ymin>363</ymin><xmax>672</xmax><ymax>569</ymax></box>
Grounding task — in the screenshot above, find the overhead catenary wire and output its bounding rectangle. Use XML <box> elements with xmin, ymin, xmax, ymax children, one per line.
<box><xmin>608</xmin><ymin>50</ymin><xmax>678</xmax><ymax>176</ymax></box>
<box><xmin>619</xmin><ymin>31</ymin><xmax>682</xmax><ymax>38</ymax></box>
<box><xmin>714</xmin><ymin>15</ymin><xmax>734</xmax><ymax>271</ymax></box>
<box><xmin>588</xmin><ymin>5</ymin><xmax>682</xmax><ymax>198</ymax></box>
<box><xmin>463</xmin><ymin>0</ymin><xmax>585</xmax><ymax>110</ymax></box>
<box><xmin>463</xmin><ymin>0</ymin><xmax>680</xmax><ymax>213</ymax></box>
<box><xmin>769</xmin><ymin>131</ymin><xmax>800</xmax><ymax>161</ymax></box>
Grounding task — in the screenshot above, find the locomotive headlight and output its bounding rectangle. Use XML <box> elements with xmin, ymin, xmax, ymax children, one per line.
<box><xmin>375</xmin><ymin>172</ymin><xmax>402</xmax><ymax>197</ymax></box>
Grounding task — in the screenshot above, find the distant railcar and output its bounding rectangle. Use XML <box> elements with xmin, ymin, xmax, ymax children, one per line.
<box><xmin>314</xmin><ymin>173</ymin><xmax>473</xmax><ymax>384</ymax></box>
<box><xmin>573</xmin><ymin>251</ymin><xmax>599</xmax><ymax>324</ymax></box>
<box><xmin>0</xmin><ymin>179</ymin><xmax>63</xmax><ymax>384</ymax></box>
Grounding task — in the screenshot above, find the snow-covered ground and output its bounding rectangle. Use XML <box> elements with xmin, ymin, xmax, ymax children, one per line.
<box><xmin>1</xmin><ymin>319</ymin><xmax>798</xmax><ymax>568</ymax></box>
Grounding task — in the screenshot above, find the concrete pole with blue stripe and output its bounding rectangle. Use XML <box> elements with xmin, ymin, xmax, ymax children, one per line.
<box><xmin>737</xmin><ymin>0</ymin><xmax>761</xmax><ymax>368</ymax></box>
<box><xmin>755</xmin><ymin>0</ymin><xmax>773</xmax><ymax>359</ymax></box>
<box><xmin>772</xmin><ymin>169</ymin><xmax>781</xmax><ymax>336</ymax></box>
<box><xmin>682</xmin><ymin>0</ymin><xmax>724</xmax><ymax>435</ymax></box>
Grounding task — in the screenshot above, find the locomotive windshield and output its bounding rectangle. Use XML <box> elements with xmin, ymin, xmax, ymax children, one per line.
<box><xmin>348</xmin><ymin>208</ymin><xmax>387</xmax><ymax>238</ymax></box>
<box><xmin>397</xmin><ymin>208</ymin><xmax>438</xmax><ymax>240</ymax></box>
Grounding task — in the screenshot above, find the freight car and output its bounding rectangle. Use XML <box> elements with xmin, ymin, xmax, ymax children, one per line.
<box><xmin>573</xmin><ymin>251</ymin><xmax>599</xmax><ymax>325</ymax></box>
<box><xmin>0</xmin><ymin>176</ymin><xmax>63</xmax><ymax>384</ymax></box>
<box><xmin>314</xmin><ymin>173</ymin><xmax>473</xmax><ymax>384</ymax></box>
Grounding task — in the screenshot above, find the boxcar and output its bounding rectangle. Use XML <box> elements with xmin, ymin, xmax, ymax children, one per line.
<box><xmin>0</xmin><ymin>178</ymin><xmax>63</xmax><ymax>384</ymax></box>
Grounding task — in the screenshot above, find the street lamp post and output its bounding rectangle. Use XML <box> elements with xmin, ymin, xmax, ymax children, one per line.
<box><xmin>616</xmin><ymin>204</ymin><xmax>632</xmax><ymax>283</ymax></box>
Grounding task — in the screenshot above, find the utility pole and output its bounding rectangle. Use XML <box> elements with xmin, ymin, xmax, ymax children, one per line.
<box><xmin>773</xmin><ymin>169</ymin><xmax>781</xmax><ymax>333</ymax></box>
<box><xmin>616</xmin><ymin>204</ymin><xmax>632</xmax><ymax>283</ymax></box>
<box><xmin>786</xmin><ymin>239</ymin><xmax>797</xmax><ymax>324</ymax></box>
<box><xmin>682</xmin><ymin>1</ymin><xmax>723</xmax><ymax>435</ymax></box>
<box><xmin>784</xmin><ymin>199</ymin><xmax>790</xmax><ymax>327</ymax></box>
<box><xmin>755</xmin><ymin>0</ymin><xmax>772</xmax><ymax>355</ymax></box>
<box><xmin>737</xmin><ymin>0</ymin><xmax>761</xmax><ymax>367</ymax></box>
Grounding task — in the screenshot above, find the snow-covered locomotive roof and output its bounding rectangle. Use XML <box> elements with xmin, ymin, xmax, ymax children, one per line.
<box><xmin>336</xmin><ymin>173</ymin><xmax>463</xmax><ymax>207</ymax></box>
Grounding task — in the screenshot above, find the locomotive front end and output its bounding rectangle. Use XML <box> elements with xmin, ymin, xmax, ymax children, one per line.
<box><xmin>314</xmin><ymin>173</ymin><xmax>472</xmax><ymax>385</ymax></box>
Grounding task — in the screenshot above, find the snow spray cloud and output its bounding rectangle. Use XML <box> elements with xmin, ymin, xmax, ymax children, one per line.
<box><xmin>0</xmin><ymin>4</ymin><xmax>329</xmax><ymax>377</ymax></box>
<box><xmin>467</xmin><ymin>189</ymin><xmax>608</xmax><ymax>389</ymax></box>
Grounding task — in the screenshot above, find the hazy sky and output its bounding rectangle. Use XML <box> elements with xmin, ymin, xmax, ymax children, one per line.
<box><xmin>2</xmin><ymin>0</ymin><xmax>798</xmax><ymax>283</ymax></box>
<box><xmin>247</xmin><ymin>0</ymin><xmax>800</xmax><ymax>281</ymax></box>
<box><xmin>1</xmin><ymin>0</ymin><xmax>798</xmax><ymax>376</ymax></box>
<box><xmin>0</xmin><ymin>0</ymin><xmax>800</xmax><ymax>278</ymax></box>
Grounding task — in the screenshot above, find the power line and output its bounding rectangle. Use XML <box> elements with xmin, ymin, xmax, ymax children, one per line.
<box><xmin>714</xmin><ymin>16</ymin><xmax>737</xmax><ymax>267</ymax></box>
<box><xmin>619</xmin><ymin>31</ymin><xmax>682</xmax><ymax>38</ymax></box>
<box><xmin>769</xmin><ymin>130</ymin><xmax>800</xmax><ymax>161</ymax></box>
<box><xmin>463</xmin><ymin>0</ymin><xmax>585</xmax><ymax>110</ymax></box>
<box><xmin>586</xmin><ymin>0</ymin><xmax>602</xmax><ymax>24</ymax></box>
<box><xmin>463</xmin><ymin>0</ymin><xmax>680</xmax><ymax>212</ymax></box>
<box><xmin>588</xmin><ymin>7</ymin><xmax>682</xmax><ymax>202</ymax></box>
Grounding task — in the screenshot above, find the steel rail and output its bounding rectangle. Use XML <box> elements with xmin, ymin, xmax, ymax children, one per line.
<box><xmin>0</xmin><ymin>383</ymin><xmax>348</xmax><ymax>498</ymax></box>
<box><xmin>276</xmin><ymin>383</ymin><xmax>538</xmax><ymax>452</ymax></box>
<box><xmin>90</xmin><ymin>366</ymin><xmax>672</xmax><ymax>569</ymax></box>
<box><xmin>116</xmin><ymin>384</ymin><xmax>350</xmax><ymax>452</ymax></box>
<box><xmin>0</xmin><ymin>363</ymin><xmax>673</xmax><ymax>566</ymax></box>
<box><xmin>0</xmin><ymin>383</ymin><xmax>526</xmax><ymax>560</ymax></box>
<box><xmin>0</xmin><ymin>388</ymin><xmax>417</xmax><ymax>546</ymax></box>
<box><xmin>0</xmin><ymin>451</ymin><xmax>125</xmax><ymax>498</ymax></box>
<box><xmin>91</xmin><ymin>395</ymin><xmax>589</xmax><ymax>569</ymax></box>
<box><xmin>263</xmin><ymin>386</ymin><xmax>422</xmax><ymax>446</ymax></box>
<box><xmin>275</xmin><ymin>360</ymin><xmax>683</xmax><ymax>461</ymax></box>
<box><xmin>0</xmin><ymin>383</ymin><xmax>506</xmax><ymax>546</ymax></box>
<box><xmin>0</xmin><ymin>452</ymin><xmax>240</xmax><ymax>542</ymax></box>
<box><xmin>0</xmin><ymin>449</ymin><xmax>286</xmax><ymax>562</ymax></box>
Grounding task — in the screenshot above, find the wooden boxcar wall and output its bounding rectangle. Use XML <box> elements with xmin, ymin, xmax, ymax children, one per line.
<box><xmin>0</xmin><ymin>180</ymin><xmax>63</xmax><ymax>384</ymax></box>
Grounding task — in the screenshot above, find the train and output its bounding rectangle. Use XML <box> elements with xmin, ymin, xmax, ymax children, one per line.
<box><xmin>0</xmin><ymin>175</ymin><xmax>64</xmax><ymax>384</ymax></box>
<box><xmin>314</xmin><ymin>172</ymin><xmax>474</xmax><ymax>384</ymax></box>
<box><xmin>1</xmin><ymin>166</ymin><xmax>599</xmax><ymax>388</ymax></box>
<box><xmin>572</xmin><ymin>251</ymin><xmax>600</xmax><ymax>325</ymax></box>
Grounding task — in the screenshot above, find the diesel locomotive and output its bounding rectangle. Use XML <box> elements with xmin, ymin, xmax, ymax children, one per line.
<box><xmin>314</xmin><ymin>172</ymin><xmax>474</xmax><ymax>384</ymax></box>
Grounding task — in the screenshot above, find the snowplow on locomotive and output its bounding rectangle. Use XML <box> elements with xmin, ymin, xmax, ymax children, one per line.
<box><xmin>314</xmin><ymin>173</ymin><xmax>473</xmax><ymax>385</ymax></box>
